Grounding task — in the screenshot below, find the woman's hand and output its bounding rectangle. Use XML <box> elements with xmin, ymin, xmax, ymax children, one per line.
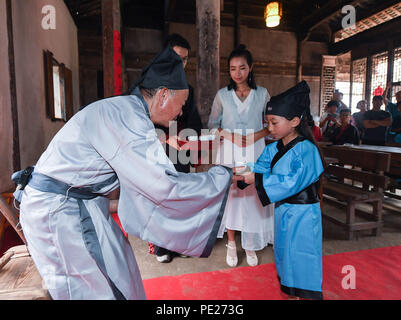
<box><xmin>219</xmin><ymin>130</ymin><xmax>248</xmax><ymax>147</ymax></box>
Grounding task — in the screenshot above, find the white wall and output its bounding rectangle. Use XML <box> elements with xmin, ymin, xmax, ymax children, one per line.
<box><xmin>0</xmin><ymin>0</ymin><xmax>79</xmax><ymax>191</ymax></box>
<box><xmin>12</xmin><ymin>0</ymin><xmax>80</xmax><ymax>169</ymax></box>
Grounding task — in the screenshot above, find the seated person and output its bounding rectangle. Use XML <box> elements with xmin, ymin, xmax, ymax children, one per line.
<box><xmin>319</xmin><ymin>100</ymin><xmax>340</xmax><ymax>141</ymax></box>
<box><xmin>362</xmin><ymin>95</ymin><xmax>392</xmax><ymax>146</ymax></box>
<box><xmin>329</xmin><ymin>108</ymin><xmax>360</xmax><ymax>145</ymax></box>
<box><xmin>307</xmin><ymin>114</ymin><xmax>322</xmax><ymax>142</ymax></box>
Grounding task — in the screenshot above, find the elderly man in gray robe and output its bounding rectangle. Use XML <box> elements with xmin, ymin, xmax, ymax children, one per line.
<box><xmin>11</xmin><ymin>47</ymin><xmax>233</xmax><ymax>300</ymax></box>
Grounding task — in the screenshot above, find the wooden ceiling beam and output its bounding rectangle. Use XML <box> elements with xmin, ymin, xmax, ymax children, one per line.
<box><xmin>329</xmin><ymin>15</ymin><xmax>401</xmax><ymax>55</ymax></box>
<box><xmin>300</xmin><ymin>0</ymin><xmax>368</xmax><ymax>34</ymax></box>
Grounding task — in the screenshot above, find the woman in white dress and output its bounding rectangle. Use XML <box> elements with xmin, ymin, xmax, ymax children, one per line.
<box><xmin>208</xmin><ymin>44</ymin><xmax>275</xmax><ymax>267</ymax></box>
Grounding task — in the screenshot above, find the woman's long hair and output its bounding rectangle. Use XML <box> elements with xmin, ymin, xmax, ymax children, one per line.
<box><xmin>227</xmin><ymin>44</ymin><xmax>257</xmax><ymax>91</ymax></box>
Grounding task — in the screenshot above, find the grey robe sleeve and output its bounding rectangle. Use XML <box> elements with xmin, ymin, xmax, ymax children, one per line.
<box><xmin>81</xmin><ymin>96</ymin><xmax>232</xmax><ymax>257</ymax></box>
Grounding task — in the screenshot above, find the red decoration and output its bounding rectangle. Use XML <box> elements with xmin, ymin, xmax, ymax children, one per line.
<box><xmin>113</xmin><ymin>30</ymin><xmax>123</xmax><ymax>95</ymax></box>
<box><xmin>373</xmin><ymin>85</ymin><xmax>384</xmax><ymax>97</ymax></box>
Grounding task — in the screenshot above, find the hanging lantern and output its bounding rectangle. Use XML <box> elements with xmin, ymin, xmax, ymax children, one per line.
<box><xmin>264</xmin><ymin>1</ymin><xmax>282</xmax><ymax>28</ymax></box>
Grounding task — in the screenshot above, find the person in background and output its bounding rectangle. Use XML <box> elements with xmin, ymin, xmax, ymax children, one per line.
<box><xmin>383</xmin><ymin>82</ymin><xmax>401</xmax><ymax>119</ymax></box>
<box><xmin>351</xmin><ymin>100</ymin><xmax>368</xmax><ymax>137</ymax></box>
<box><xmin>150</xmin><ymin>33</ymin><xmax>204</xmax><ymax>263</ymax></box>
<box><xmin>319</xmin><ymin>100</ymin><xmax>340</xmax><ymax>141</ymax></box>
<box><xmin>362</xmin><ymin>95</ymin><xmax>392</xmax><ymax>146</ymax></box>
<box><xmin>307</xmin><ymin>114</ymin><xmax>322</xmax><ymax>142</ymax></box>
<box><xmin>333</xmin><ymin>90</ymin><xmax>348</xmax><ymax>114</ymax></box>
<box><xmin>389</xmin><ymin>101</ymin><xmax>401</xmax><ymax>143</ymax></box>
<box><xmin>330</xmin><ymin>108</ymin><xmax>360</xmax><ymax>145</ymax></box>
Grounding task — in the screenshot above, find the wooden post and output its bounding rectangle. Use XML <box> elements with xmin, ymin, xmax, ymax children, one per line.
<box><xmin>6</xmin><ymin>0</ymin><xmax>20</xmax><ymax>172</ymax></box>
<box><xmin>196</xmin><ymin>0</ymin><xmax>221</xmax><ymax>126</ymax></box>
<box><xmin>365</xmin><ymin>55</ymin><xmax>372</xmax><ymax>107</ymax></box>
<box><xmin>102</xmin><ymin>0</ymin><xmax>122</xmax><ymax>98</ymax></box>
<box><xmin>387</xmin><ymin>40</ymin><xmax>394</xmax><ymax>100</ymax></box>
<box><xmin>233</xmin><ymin>0</ymin><xmax>239</xmax><ymax>49</ymax></box>
<box><xmin>296</xmin><ymin>38</ymin><xmax>303</xmax><ymax>84</ymax></box>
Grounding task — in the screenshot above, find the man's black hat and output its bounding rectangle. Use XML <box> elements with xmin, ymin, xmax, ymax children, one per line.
<box><xmin>266</xmin><ymin>80</ymin><xmax>311</xmax><ymax>119</ymax></box>
<box><xmin>135</xmin><ymin>46</ymin><xmax>188</xmax><ymax>90</ymax></box>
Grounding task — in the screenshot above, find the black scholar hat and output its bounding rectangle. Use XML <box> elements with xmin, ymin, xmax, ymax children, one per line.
<box><xmin>266</xmin><ymin>80</ymin><xmax>311</xmax><ymax>119</ymax></box>
<box><xmin>136</xmin><ymin>46</ymin><xmax>188</xmax><ymax>90</ymax></box>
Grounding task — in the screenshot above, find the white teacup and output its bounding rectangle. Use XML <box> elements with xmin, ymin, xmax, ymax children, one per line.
<box><xmin>188</xmin><ymin>136</ymin><xmax>198</xmax><ymax>141</ymax></box>
<box><xmin>199</xmin><ymin>135</ymin><xmax>216</xmax><ymax>141</ymax></box>
<box><xmin>234</xmin><ymin>161</ymin><xmax>250</xmax><ymax>175</ymax></box>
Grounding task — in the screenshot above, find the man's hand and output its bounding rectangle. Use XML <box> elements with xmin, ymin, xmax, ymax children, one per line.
<box><xmin>166</xmin><ymin>135</ymin><xmax>182</xmax><ymax>150</ymax></box>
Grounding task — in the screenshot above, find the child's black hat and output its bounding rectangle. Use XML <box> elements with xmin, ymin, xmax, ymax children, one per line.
<box><xmin>266</xmin><ymin>80</ymin><xmax>311</xmax><ymax>119</ymax></box>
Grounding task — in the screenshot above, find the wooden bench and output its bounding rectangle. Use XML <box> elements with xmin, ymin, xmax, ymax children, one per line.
<box><xmin>321</xmin><ymin>146</ymin><xmax>391</xmax><ymax>240</ymax></box>
<box><xmin>0</xmin><ymin>195</ymin><xmax>50</xmax><ymax>300</ymax></box>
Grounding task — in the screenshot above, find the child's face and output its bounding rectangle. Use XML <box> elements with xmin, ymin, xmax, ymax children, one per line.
<box><xmin>266</xmin><ymin>115</ymin><xmax>298</xmax><ymax>140</ymax></box>
<box><xmin>339</xmin><ymin>112</ymin><xmax>351</xmax><ymax>125</ymax></box>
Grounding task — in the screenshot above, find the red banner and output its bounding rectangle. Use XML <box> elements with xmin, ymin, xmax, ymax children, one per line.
<box><xmin>113</xmin><ymin>30</ymin><xmax>123</xmax><ymax>95</ymax></box>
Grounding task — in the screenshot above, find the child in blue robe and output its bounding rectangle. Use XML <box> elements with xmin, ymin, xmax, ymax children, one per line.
<box><xmin>235</xmin><ymin>81</ymin><xmax>325</xmax><ymax>299</ymax></box>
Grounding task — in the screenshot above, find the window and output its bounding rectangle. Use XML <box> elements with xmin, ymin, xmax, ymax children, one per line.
<box><xmin>44</xmin><ymin>50</ymin><xmax>73</xmax><ymax>122</ymax></box>
<box><xmin>370</xmin><ymin>51</ymin><xmax>388</xmax><ymax>98</ymax></box>
<box><xmin>351</xmin><ymin>58</ymin><xmax>367</xmax><ymax>111</ymax></box>
<box><xmin>392</xmin><ymin>47</ymin><xmax>401</xmax><ymax>103</ymax></box>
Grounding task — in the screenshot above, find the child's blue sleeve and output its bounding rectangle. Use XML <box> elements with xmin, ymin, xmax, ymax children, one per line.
<box><xmin>248</xmin><ymin>145</ymin><xmax>272</xmax><ymax>174</ymax></box>
<box><xmin>254</xmin><ymin>144</ymin><xmax>324</xmax><ymax>206</ymax></box>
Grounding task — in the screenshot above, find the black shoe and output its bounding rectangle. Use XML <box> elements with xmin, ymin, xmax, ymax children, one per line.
<box><xmin>156</xmin><ymin>253</ymin><xmax>172</xmax><ymax>263</ymax></box>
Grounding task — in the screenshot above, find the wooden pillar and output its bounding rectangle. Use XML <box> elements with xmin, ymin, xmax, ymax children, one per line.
<box><xmin>196</xmin><ymin>0</ymin><xmax>221</xmax><ymax>126</ymax></box>
<box><xmin>365</xmin><ymin>55</ymin><xmax>373</xmax><ymax>107</ymax></box>
<box><xmin>387</xmin><ymin>40</ymin><xmax>395</xmax><ymax>100</ymax></box>
<box><xmin>102</xmin><ymin>0</ymin><xmax>122</xmax><ymax>97</ymax></box>
<box><xmin>6</xmin><ymin>0</ymin><xmax>20</xmax><ymax>172</ymax></box>
<box><xmin>296</xmin><ymin>39</ymin><xmax>303</xmax><ymax>84</ymax></box>
<box><xmin>233</xmin><ymin>0</ymin><xmax>239</xmax><ymax>49</ymax></box>
<box><xmin>320</xmin><ymin>55</ymin><xmax>337</xmax><ymax>115</ymax></box>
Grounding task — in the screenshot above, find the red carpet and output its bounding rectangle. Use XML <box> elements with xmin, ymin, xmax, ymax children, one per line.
<box><xmin>143</xmin><ymin>246</ymin><xmax>401</xmax><ymax>300</ymax></box>
<box><xmin>112</xmin><ymin>213</ymin><xmax>127</xmax><ymax>238</ymax></box>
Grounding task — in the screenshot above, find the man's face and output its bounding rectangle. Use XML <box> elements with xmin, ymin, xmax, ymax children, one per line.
<box><xmin>172</xmin><ymin>46</ymin><xmax>189</xmax><ymax>69</ymax></box>
<box><xmin>333</xmin><ymin>92</ymin><xmax>342</xmax><ymax>101</ymax></box>
<box><xmin>372</xmin><ymin>98</ymin><xmax>383</xmax><ymax>109</ymax></box>
<box><xmin>396</xmin><ymin>91</ymin><xmax>401</xmax><ymax>103</ymax></box>
<box><xmin>327</xmin><ymin>105</ymin><xmax>338</xmax><ymax>115</ymax></box>
<box><xmin>151</xmin><ymin>88</ymin><xmax>189</xmax><ymax>127</ymax></box>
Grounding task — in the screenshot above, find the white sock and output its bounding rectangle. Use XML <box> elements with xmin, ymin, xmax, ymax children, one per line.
<box><xmin>227</xmin><ymin>241</ymin><xmax>237</xmax><ymax>257</ymax></box>
<box><xmin>245</xmin><ymin>250</ymin><xmax>256</xmax><ymax>257</ymax></box>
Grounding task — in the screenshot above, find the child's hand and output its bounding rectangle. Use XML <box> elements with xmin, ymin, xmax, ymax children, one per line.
<box><xmin>242</xmin><ymin>172</ymin><xmax>255</xmax><ymax>185</ymax></box>
<box><xmin>232</xmin><ymin>175</ymin><xmax>245</xmax><ymax>182</ymax></box>
<box><xmin>232</xmin><ymin>170</ymin><xmax>255</xmax><ymax>185</ymax></box>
